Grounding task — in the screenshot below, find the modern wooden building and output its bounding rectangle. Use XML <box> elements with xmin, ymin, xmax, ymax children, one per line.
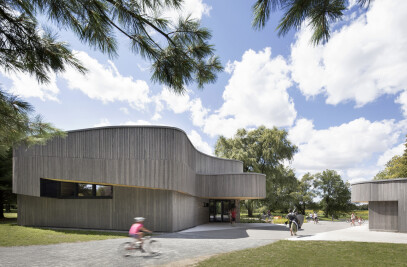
<box><xmin>13</xmin><ymin>126</ymin><xmax>266</xmax><ymax>232</ymax></box>
<box><xmin>351</xmin><ymin>178</ymin><xmax>407</xmax><ymax>232</ymax></box>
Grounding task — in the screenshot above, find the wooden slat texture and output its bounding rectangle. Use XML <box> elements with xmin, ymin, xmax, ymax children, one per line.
<box><xmin>14</xmin><ymin>126</ymin><xmax>266</xmax><ymax>232</ymax></box>
<box><xmin>351</xmin><ymin>179</ymin><xmax>407</xmax><ymax>232</ymax></box>
<box><xmin>369</xmin><ymin>201</ymin><xmax>398</xmax><ymax>232</ymax></box>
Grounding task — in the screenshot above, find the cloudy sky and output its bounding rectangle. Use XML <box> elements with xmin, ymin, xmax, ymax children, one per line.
<box><xmin>2</xmin><ymin>0</ymin><xmax>407</xmax><ymax>184</ymax></box>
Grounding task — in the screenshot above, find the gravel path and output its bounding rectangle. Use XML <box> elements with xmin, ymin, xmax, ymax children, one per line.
<box><xmin>0</xmin><ymin>221</ymin><xmax>350</xmax><ymax>267</ymax></box>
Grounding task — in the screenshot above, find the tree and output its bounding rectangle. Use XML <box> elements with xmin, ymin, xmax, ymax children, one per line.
<box><xmin>267</xmin><ymin>165</ymin><xmax>298</xmax><ymax>212</ymax></box>
<box><xmin>0</xmin><ymin>90</ymin><xmax>64</xmax><ymax>218</ymax></box>
<box><xmin>0</xmin><ymin>90</ymin><xmax>65</xmax><ymax>157</ymax></box>
<box><xmin>0</xmin><ymin>149</ymin><xmax>13</xmax><ymax>219</ymax></box>
<box><xmin>252</xmin><ymin>0</ymin><xmax>371</xmax><ymax>45</ymax></box>
<box><xmin>1</xmin><ymin>1</ymin><xmax>222</xmax><ymax>214</ymax></box>
<box><xmin>215</xmin><ymin>126</ymin><xmax>298</xmax><ymax>215</ymax></box>
<box><xmin>374</xmin><ymin>137</ymin><xmax>407</xmax><ymax>180</ymax></box>
<box><xmin>374</xmin><ymin>156</ymin><xmax>407</xmax><ymax>180</ymax></box>
<box><xmin>1</xmin><ymin>0</ymin><xmax>222</xmax><ymax>93</ymax></box>
<box><xmin>314</xmin><ymin>169</ymin><xmax>352</xmax><ymax>218</ymax></box>
<box><xmin>290</xmin><ymin>172</ymin><xmax>316</xmax><ymax>215</ymax></box>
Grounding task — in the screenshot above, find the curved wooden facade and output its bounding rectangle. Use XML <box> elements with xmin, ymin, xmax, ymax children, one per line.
<box><xmin>13</xmin><ymin>126</ymin><xmax>266</xmax><ymax>232</ymax></box>
<box><xmin>351</xmin><ymin>178</ymin><xmax>407</xmax><ymax>232</ymax></box>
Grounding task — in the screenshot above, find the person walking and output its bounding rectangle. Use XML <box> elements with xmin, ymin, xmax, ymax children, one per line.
<box><xmin>230</xmin><ymin>207</ymin><xmax>237</xmax><ymax>225</ymax></box>
<box><xmin>351</xmin><ymin>213</ymin><xmax>356</xmax><ymax>226</ymax></box>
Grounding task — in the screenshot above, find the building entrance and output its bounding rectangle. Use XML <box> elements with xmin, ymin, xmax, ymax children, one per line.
<box><xmin>209</xmin><ymin>200</ymin><xmax>235</xmax><ymax>222</ymax></box>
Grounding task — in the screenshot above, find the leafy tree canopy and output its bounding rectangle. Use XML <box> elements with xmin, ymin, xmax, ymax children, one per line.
<box><xmin>215</xmin><ymin>126</ymin><xmax>298</xmax><ymax>213</ymax></box>
<box><xmin>0</xmin><ymin>90</ymin><xmax>65</xmax><ymax>156</ymax></box>
<box><xmin>314</xmin><ymin>169</ymin><xmax>352</xmax><ymax>217</ymax></box>
<box><xmin>1</xmin><ymin>0</ymin><xmax>222</xmax><ymax>92</ymax></box>
<box><xmin>252</xmin><ymin>0</ymin><xmax>371</xmax><ymax>44</ymax></box>
<box><xmin>290</xmin><ymin>172</ymin><xmax>316</xmax><ymax>215</ymax></box>
<box><xmin>374</xmin><ymin>137</ymin><xmax>407</xmax><ymax>180</ymax></box>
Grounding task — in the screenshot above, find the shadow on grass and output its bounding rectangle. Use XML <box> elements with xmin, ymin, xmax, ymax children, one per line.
<box><xmin>0</xmin><ymin>218</ymin><xmax>17</xmax><ymax>225</ymax></box>
<box><xmin>39</xmin><ymin>228</ymin><xmax>128</xmax><ymax>237</ymax></box>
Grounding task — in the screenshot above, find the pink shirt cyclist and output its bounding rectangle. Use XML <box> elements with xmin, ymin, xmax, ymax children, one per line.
<box><xmin>129</xmin><ymin>217</ymin><xmax>152</xmax><ymax>247</ymax></box>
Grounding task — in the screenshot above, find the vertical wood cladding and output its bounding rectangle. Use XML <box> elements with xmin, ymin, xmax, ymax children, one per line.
<box><xmin>18</xmin><ymin>186</ymin><xmax>201</xmax><ymax>232</ymax></box>
<box><xmin>13</xmin><ymin>126</ymin><xmax>265</xmax><ymax>199</ymax></box>
<box><xmin>352</xmin><ymin>179</ymin><xmax>407</xmax><ymax>232</ymax></box>
<box><xmin>369</xmin><ymin>201</ymin><xmax>398</xmax><ymax>232</ymax></box>
<box><xmin>14</xmin><ymin>126</ymin><xmax>266</xmax><ymax>232</ymax></box>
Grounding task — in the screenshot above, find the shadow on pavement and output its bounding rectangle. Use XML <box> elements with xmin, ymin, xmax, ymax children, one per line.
<box><xmin>156</xmin><ymin>224</ymin><xmax>290</xmax><ymax>240</ymax></box>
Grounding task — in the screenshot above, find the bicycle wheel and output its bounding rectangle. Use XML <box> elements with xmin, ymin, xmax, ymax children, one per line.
<box><xmin>145</xmin><ymin>239</ymin><xmax>161</xmax><ymax>255</ymax></box>
<box><xmin>118</xmin><ymin>242</ymin><xmax>135</xmax><ymax>257</ymax></box>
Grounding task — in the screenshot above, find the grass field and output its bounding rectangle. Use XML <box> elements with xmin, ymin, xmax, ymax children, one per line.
<box><xmin>0</xmin><ymin>213</ymin><xmax>127</xmax><ymax>247</ymax></box>
<box><xmin>197</xmin><ymin>240</ymin><xmax>407</xmax><ymax>267</ymax></box>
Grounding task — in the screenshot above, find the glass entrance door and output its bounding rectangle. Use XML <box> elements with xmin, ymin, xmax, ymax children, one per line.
<box><xmin>209</xmin><ymin>200</ymin><xmax>234</xmax><ymax>222</ymax></box>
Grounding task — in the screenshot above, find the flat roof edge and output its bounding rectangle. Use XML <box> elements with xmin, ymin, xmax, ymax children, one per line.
<box><xmin>197</xmin><ymin>172</ymin><xmax>266</xmax><ymax>177</ymax></box>
<box><xmin>351</xmin><ymin>177</ymin><xmax>407</xmax><ymax>185</ymax></box>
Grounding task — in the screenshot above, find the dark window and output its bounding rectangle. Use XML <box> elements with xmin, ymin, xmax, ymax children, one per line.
<box><xmin>40</xmin><ymin>179</ymin><xmax>113</xmax><ymax>199</ymax></box>
<box><xmin>78</xmin><ymin>183</ymin><xmax>93</xmax><ymax>197</ymax></box>
<box><xmin>40</xmin><ymin>179</ymin><xmax>60</xmax><ymax>198</ymax></box>
<box><xmin>96</xmin><ymin>185</ymin><xmax>112</xmax><ymax>197</ymax></box>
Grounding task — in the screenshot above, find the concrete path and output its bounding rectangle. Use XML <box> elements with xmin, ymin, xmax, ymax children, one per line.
<box><xmin>288</xmin><ymin>223</ymin><xmax>407</xmax><ymax>244</ymax></box>
<box><xmin>0</xmin><ymin>221</ymin><xmax>391</xmax><ymax>267</ymax></box>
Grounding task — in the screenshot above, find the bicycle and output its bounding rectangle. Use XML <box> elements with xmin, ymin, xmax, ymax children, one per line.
<box><xmin>119</xmin><ymin>235</ymin><xmax>161</xmax><ymax>257</ymax></box>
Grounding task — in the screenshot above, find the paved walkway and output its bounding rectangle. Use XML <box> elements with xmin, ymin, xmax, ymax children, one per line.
<box><xmin>288</xmin><ymin>223</ymin><xmax>407</xmax><ymax>244</ymax></box>
<box><xmin>1</xmin><ymin>221</ymin><xmax>406</xmax><ymax>266</ymax></box>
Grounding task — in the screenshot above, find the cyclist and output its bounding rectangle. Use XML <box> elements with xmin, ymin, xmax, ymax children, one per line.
<box><xmin>129</xmin><ymin>217</ymin><xmax>152</xmax><ymax>252</ymax></box>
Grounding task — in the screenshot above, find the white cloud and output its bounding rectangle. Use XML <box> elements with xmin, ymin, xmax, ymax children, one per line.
<box><xmin>346</xmin><ymin>167</ymin><xmax>380</xmax><ymax>183</ymax></box>
<box><xmin>291</xmin><ymin>0</ymin><xmax>407</xmax><ymax>107</ymax></box>
<box><xmin>290</xmin><ymin>118</ymin><xmax>402</xmax><ymax>176</ymax></box>
<box><xmin>157</xmin><ymin>87</ymin><xmax>191</xmax><ymax>114</ymax></box>
<box><xmin>61</xmin><ymin>51</ymin><xmax>151</xmax><ymax>110</ymax></box>
<box><xmin>203</xmin><ymin>48</ymin><xmax>296</xmax><ymax>137</ymax></box>
<box><xmin>154</xmin><ymin>48</ymin><xmax>296</xmax><ymax>138</ymax></box>
<box><xmin>188</xmin><ymin>130</ymin><xmax>213</xmax><ymax>155</ymax></box>
<box><xmin>154</xmin><ymin>87</ymin><xmax>209</xmax><ymax>127</ymax></box>
<box><xmin>224</xmin><ymin>60</ymin><xmax>235</xmax><ymax>74</ymax></box>
<box><xmin>94</xmin><ymin>118</ymin><xmax>111</xmax><ymax>127</ymax></box>
<box><xmin>0</xmin><ymin>70</ymin><xmax>59</xmax><ymax>101</ymax></box>
<box><xmin>162</xmin><ymin>0</ymin><xmax>211</xmax><ymax>22</ymax></box>
<box><xmin>377</xmin><ymin>143</ymin><xmax>404</xmax><ymax>166</ymax></box>
<box><xmin>396</xmin><ymin>91</ymin><xmax>407</xmax><ymax>117</ymax></box>
<box><xmin>119</xmin><ymin>107</ymin><xmax>129</xmax><ymax>115</ymax></box>
<box><xmin>122</xmin><ymin>120</ymin><xmax>151</xmax><ymax>126</ymax></box>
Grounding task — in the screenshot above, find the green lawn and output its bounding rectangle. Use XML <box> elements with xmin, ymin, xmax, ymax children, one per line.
<box><xmin>197</xmin><ymin>240</ymin><xmax>407</xmax><ymax>267</ymax></box>
<box><xmin>0</xmin><ymin>215</ymin><xmax>127</xmax><ymax>247</ymax></box>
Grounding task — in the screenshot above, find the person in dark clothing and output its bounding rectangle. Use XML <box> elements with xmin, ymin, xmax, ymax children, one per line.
<box><xmin>286</xmin><ymin>210</ymin><xmax>299</xmax><ymax>236</ymax></box>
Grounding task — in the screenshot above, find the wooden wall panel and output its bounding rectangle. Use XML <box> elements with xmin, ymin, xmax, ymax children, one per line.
<box><xmin>18</xmin><ymin>186</ymin><xmax>210</xmax><ymax>232</ymax></box>
<box><xmin>14</xmin><ymin>126</ymin><xmax>263</xmax><ymax>200</ymax></box>
<box><xmin>196</xmin><ymin>174</ymin><xmax>266</xmax><ymax>199</ymax></box>
<box><xmin>352</xmin><ymin>179</ymin><xmax>407</xmax><ymax>232</ymax></box>
<box><xmin>171</xmin><ymin>192</ymin><xmax>209</xmax><ymax>232</ymax></box>
<box><xmin>14</xmin><ymin>126</ymin><xmax>267</xmax><ymax>231</ymax></box>
<box><xmin>369</xmin><ymin>201</ymin><xmax>398</xmax><ymax>232</ymax></box>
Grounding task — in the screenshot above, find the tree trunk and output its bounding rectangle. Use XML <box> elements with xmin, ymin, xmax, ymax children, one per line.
<box><xmin>0</xmin><ymin>191</ymin><xmax>4</xmax><ymax>219</ymax></box>
<box><xmin>248</xmin><ymin>205</ymin><xmax>253</xmax><ymax>217</ymax></box>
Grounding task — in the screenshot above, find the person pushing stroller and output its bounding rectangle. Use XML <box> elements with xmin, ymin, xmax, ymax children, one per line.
<box><xmin>286</xmin><ymin>210</ymin><xmax>299</xmax><ymax>236</ymax></box>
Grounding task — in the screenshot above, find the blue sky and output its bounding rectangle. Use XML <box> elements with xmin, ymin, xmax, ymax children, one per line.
<box><xmin>1</xmin><ymin>0</ymin><xmax>407</xmax><ymax>183</ymax></box>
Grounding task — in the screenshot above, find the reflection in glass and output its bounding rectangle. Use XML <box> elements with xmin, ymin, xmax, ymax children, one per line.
<box><xmin>78</xmin><ymin>183</ymin><xmax>93</xmax><ymax>197</ymax></box>
<box><xmin>96</xmin><ymin>185</ymin><xmax>112</xmax><ymax>197</ymax></box>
